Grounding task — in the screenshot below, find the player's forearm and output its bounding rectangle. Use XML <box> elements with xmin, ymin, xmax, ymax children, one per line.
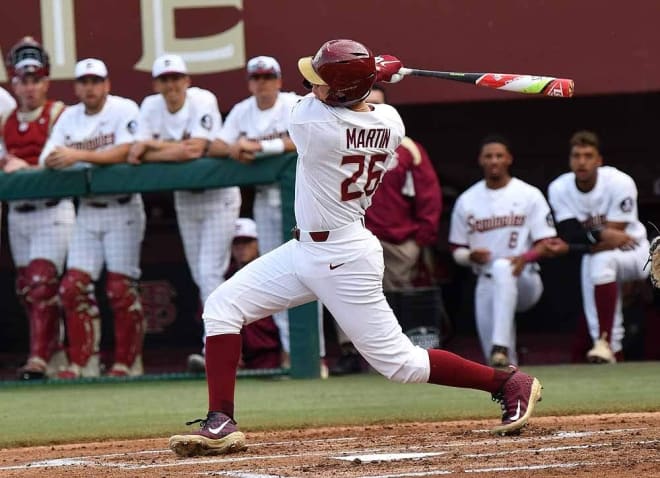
<box><xmin>207</xmin><ymin>139</ymin><xmax>231</xmax><ymax>157</ymax></box>
<box><xmin>82</xmin><ymin>144</ymin><xmax>131</xmax><ymax>164</ymax></box>
<box><xmin>141</xmin><ymin>142</ymin><xmax>193</xmax><ymax>162</ymax></box>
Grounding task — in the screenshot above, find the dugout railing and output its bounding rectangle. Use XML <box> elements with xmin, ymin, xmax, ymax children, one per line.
<box><xmin>0</xmin><ymin>154</ymin><xmax>322</xmax><ymax>379</ymax></box>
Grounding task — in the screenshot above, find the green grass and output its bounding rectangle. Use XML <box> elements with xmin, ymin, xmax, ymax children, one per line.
<box><xmin>1</xmin><ymin>362</ymin><xmax>659</xmax><ymax>448</ymax></box>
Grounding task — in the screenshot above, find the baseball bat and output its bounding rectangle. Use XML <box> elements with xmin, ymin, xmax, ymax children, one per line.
<box><xmin>397</xmin><ymin>68</ymin><xmax>574</xmax><ymax>98</ymax></box>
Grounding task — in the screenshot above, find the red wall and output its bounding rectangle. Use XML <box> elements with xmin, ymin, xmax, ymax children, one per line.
<box><xmin>1</xmin><ymin>0</ymin><xmax>659</xmax><ymax>110</ymax></box>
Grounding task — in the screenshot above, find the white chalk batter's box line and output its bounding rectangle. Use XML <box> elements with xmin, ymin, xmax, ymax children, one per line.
<box><xmin>0</xmin><ymin>428</ymin><xmax>655</xmax><ymax>472</ymax></box>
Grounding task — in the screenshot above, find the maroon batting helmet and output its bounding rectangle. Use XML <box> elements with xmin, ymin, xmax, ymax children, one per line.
<box><xmin>6</xmin><ymin>36</ymin><xmax>50</xmax><ymax>79</ymax></box>
<box><xmin>298</xmin><ymin>39</ymin><xmax>376</xmax><ymax>106</ymax></box>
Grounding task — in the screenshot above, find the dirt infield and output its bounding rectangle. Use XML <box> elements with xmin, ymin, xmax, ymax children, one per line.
<box><xmin>1</xmin><ymin>412</ymin><xmax>658</xmax><ymax>478</ymax></box>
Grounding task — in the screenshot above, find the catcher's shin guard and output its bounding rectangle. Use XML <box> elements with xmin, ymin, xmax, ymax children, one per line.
<box><xmin>60</xmin><ymin>268</ymin><xmax>100</xmax><ymax>366</ymax></box>
<box><xmin>15</xmin><ymin>266</ymin><xmax>30</xmax><ymax>311</ymax></box>
<box><xmin>25</xmin><ymin>259</ymin><xmax>61</xmax><ymax>361</ymax></box>
<box><xmin>106</xmin><ymin>272</ymin><xmax>145</xmax><ymax>368</ymax></box>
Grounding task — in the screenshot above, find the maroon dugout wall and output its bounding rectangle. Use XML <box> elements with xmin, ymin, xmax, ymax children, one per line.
<box><xmin>1</xmin><ymin>0</ymin><xmax>660</xmax><ymax>108</ymax></box>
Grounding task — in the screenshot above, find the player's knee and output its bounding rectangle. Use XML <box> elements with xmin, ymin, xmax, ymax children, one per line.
<box><xmin>203</xmin><ymin>287</ymin><xmax>243</xmax><ymax>335</ymax></box>
<box><xmin>25</xmin><ymin>259</ymin><xmax>59</xmax><ymax>303</ymax></box>
<box><xmin>491</xmin><ymin>258</ymin><xmax>515</xmax><ymax>282</ymax></box>
<box><xmin>60</xmin><ymin>269</ymin><xmax>94</xmax><ymax>308</ymax></box>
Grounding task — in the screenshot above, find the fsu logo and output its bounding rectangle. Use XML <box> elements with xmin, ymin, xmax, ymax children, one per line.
<box><xmin>200</xmin><ymin>114</ymin><xmax>213</xmax><ymax>130</ymax></box>
<box><xmin>620</xmin><ymin>197</ymin><xmax>633</xmax><ymax>213</ymax></box>
<box><xmin>127</xmin><ymin>119</ymin><xmax>137</xmax><ymax>134</ymax></box>
<box><xmin>546</xmin><ymin>212</ymin><xmax>555</xmax><ymax>227</ymax></box>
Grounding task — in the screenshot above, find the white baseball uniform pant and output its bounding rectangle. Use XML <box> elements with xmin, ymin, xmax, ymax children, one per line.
<box><xmin>204</xmin><ymin>221</ymin><xmax>428</xmax><ymax>383</ymax></box>
<box><xmin>67</xmin><ymin>195</ymin><xmax>146</xmax><ymax>280</ymax></box>
<box><xmin>580</xmin><ymin>241</ymin><xmax>650</xmax><ymax>353</ymax></box>
<box><xmin>175</xmin><ymin>187</ymin><xmax>241</xmax><ymax>303</ymax></box>
<box><xmin>474</xmin><ymin>258</ymin><xmax>543</xmax><ymax>365</ymax></box>
<box><xmin>8</xmin><ymin>199</ymin><xmax>75</xmax><ymax>272</ymax></box>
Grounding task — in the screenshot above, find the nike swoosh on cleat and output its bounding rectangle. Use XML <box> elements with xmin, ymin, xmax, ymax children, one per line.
<box><xmin>208</xmin><ymin>419</ymin><xmax>232</xmax><ymax>435</ymax></box>
<box><xmin>509</xmin><ymin>400</ymin><xmax>522</xmax><ymax>421</ymax></box>
<box><xmin>329</xmin><ymin>263</ymin><xmax>345</xmax><ymax>270</ymax></box>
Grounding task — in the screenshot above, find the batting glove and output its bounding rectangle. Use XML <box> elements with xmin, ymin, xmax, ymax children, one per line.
<box><xmin>375</xmin><ymin>55</ymin><xmax>404</xmax><ymax>83</ymax></box>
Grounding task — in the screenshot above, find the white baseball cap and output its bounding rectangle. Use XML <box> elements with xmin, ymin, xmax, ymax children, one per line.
<box><xmin>75</xmin><ymin>58</ymin><xmax>108</xmax><ymax>79</ymax></box>
<box><xmin>234</xmin><ymin>218</ymin><xmax>258</xmax><ymax>240</ymax></box>
<box><xmin>152</xmin><ymin>54</ymin><xmax>187</xmax><ymax>78</ymax></box>
<box><xmin>246</xmin><ymin>56</ymin><xmax>281</xmax><ymax>78</ymax></box>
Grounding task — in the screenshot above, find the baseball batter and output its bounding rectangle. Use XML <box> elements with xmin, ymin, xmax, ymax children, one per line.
<box><xmin>168</xmin><ymin>39</ymin><xmax>543</xmax><ymax>457</ymax></box>
<box><xmin>207</xmin><ymin>56</ymin><xmax>304</xmax><ymax>364</ymax></box>
<box><xmin>2</xmin><ymin>37</ymin><xmax>73</xmax><ymax>379</ymax></box>
<box><xmin>40</xmin><ymin>58</ymin><xmax>146</xmax><ymax>378</ymax></box>
<box><xmin>449</xmin><ymin>136</ymin><xmax>561</xmax><ymax>367</ymax></box>
<box><xmin>129</xmin><ymin>54</ymin><xmax>241</xmax><ymax>306</ymax></box>
<box><xmin>548</xmin><ymin>130</ymin><xmax>649</xmax><ymax>363</ymax></box>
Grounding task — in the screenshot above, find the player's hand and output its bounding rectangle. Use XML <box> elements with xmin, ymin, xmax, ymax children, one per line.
<box><xmin>44</xmin><ymin>147</ymin><xmax>82</xmax><ymax>169</ymax></box>
<box><xmin>375</xmin><ymin>55</ymin><xmax>404</xmax><ymax>83</ymax></box>
<box><xmin>238</xmin><ymin>137</ymin><xmax>261</xmax><ymax>154</ymax></box>
<box><xmin>508</xmin><ymin>255</ymin><xmax>527</xmax><ymax>277</ymax></box>
<box><xmin>127</xmin><ymin>142</ymin><xmax>147</xmax><ymax>164</ymax></box>
<box><xmin>597</xmin><ymin>228</ymin><xmax>637</xmax><ymax>251</ymax></box>
<box><xmin>3</xmin><ymin>155</ymin><xmax>30</xmax><ymax>173</ymax></box>
<box><xmin>237</xmin><ymin>150</ymin><xmax>256</xmax><ymax>164</ymax></box>
<box><xmin>540</xmin><ymin>237</ymin><xmax>569</xmax><ymax>256</ymax></box>
<box><xmin>469</xmin><ymin>248</ymin><xmax>491</xmax><ymax>264</ymax></box>
<box><xmin>181</xmin><ymin>140</ymin><xmax>204</xmax><ymax>160</ymax></box>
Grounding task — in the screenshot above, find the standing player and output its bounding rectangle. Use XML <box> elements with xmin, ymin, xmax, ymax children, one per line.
<box><xmin>128</xmin><ymin>54</ymin><xmax>241</xmax><ymax>366</ymax></box>
<box><xmin>168</xmin><ymin>39</ymin><xmax>543</xmax><ymax>457</ymax></box>
<box><xmin>548</xmin><ymin>130</ymin><xmax>649</xmax><ymax>363</ymax></box>
<box><xmin>40</xmin><ymin>58</ymin><xmax>146</xmax><ymax>378</ymax></box>
<box><xmin>449</xmin><ymin>135</ymin><xmax>564</xmax><ymax>367</ymax></box>
<box><xmin>2</xmin><ymin>37</ymin><xmax>73</xmax><ymax>380</ymax></box>
<box><xmin>206</xmin><ymin>56</ymin><xmax>305</xmax><ymax>367</ymax></box>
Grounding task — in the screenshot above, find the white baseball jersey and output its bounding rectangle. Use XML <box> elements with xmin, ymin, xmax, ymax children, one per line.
<box><xmin>0</xmin><ymin>85</ymin><xmax>17</xmax><ymax>156</ymax></box>
<box><xmin>548</xmin><ymin>165</ymin><xmax>646</xmax><ymax>242</ymax></box>
<box><xmin>39</xmin><ymin>95</ymin><xmax>139</xmax><ymax>202</ymax></box>
<box><xmin>450</xmin><ymin>178</ymin><xmax>557</xmax><ymax>274</ymax></box>
<box><xmin>217</xmin><ymin>91</ymin><xmax>300</xmax><ymax>144</ymax></box>
<box><xmin>0</xmin><ymin>85</ymin><xmax>16</xmax><ymax>123</ymax></box>
<box><xmin>290</xmin><ymin>95</ymin><xmax>405</xmax><ymax>231</ymax></box>
<box><xmin>135</xmin><ymin>87</ymin><xmax>220</xmax><ymax>142</ymax></box>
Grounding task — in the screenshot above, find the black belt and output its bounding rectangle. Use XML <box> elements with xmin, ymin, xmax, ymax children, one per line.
<box><xmin>87</xmin><ymin>195</ymin><xmax>132</xmax><ymax>208</ymax></box>
<box><xmin>292</xmin><ymin>227</ymin><xmax>330</xmax><ymax>242</ymax></box>
<box><xmin>13</xmin><ymin>199</ymin><xmax>60</xmax><ymax>213</ymax></box>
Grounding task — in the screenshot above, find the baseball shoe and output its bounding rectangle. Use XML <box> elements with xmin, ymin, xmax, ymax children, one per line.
<box><xmin>108</xmin><ymin>356</ymin><xmax>144</xmax><ymax>377</ymax></box>
<box><xmin>490</xmin><ymin>366</ymin><xmax>543</xmax><ymax>436</ymax></box>
<box><xmin>489</xmin><ymin>346</ymin><xmax>510</xmax><ymax>368</ymax></box>
<box><xmin>17</xmin><ymin>357</ymin><xmax>47</xmax><ymax>380</ymax></box>
<box><xmin>56</xmin><ymin>363</ymin><xmax>82</xmax><ymax>379</ymax></box>
<box><xmin>586</xmin><ymin>334</ymin><xmax>616</xmax><ymax>364</ymax></box>
<box><xmin>187</xmin><ymin>353</ymin><xmax>206</xmax><ymax>374</ymax></box>
<box><xmin>169</xmin><ymin>411</ymin><xmax>247</xmax><ymax>457</ymax></box>
<box><xmin>320</xmin><ymin>358</ymin><xmax>329</xmax><ymax>380</ymax></box>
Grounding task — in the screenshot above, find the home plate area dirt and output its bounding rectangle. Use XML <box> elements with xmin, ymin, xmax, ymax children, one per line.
<box><xmin>1</xmin><ymin>413</ymin><xmax>658</xmax><ymax>478</ymax></box>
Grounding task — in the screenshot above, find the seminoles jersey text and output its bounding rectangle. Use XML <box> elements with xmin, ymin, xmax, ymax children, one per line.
<box><xmin>450</xmin><ymin>178</ymin><xmax>556</xmax><ymax>273</ymax></box>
